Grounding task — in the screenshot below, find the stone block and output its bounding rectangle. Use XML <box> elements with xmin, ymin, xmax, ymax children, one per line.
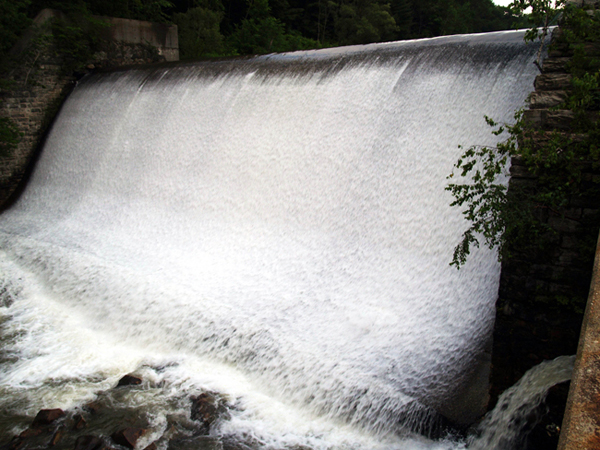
<box><xmin>549</xmin><ymin>216</ymin><xmax>581</xmax><ymax>233</ymax></box>
<box><xmin>582</xmin><ymin>208</ymin><xmax>599</xmax><ymax>219</ymax></box>
<box><xmin>563</xmin><ymin>208</ymin><xmax>583</xmax><ymax>220</ymax></box>
<box><xmin>535</xmin><ymin>73</ymin><xmax>572</xmax><ymax>90</ymax></box>
<box><xmin>557</xmin><ymin>250</ymin><xmax>582</xmax><ymax>266</ymax></box>
<box><xmin>542</xmin><ymin>57</ymin><xmax>572</xmax><ymax>73</ymax></box>
<box><xmin>561</xmin><ymin>235</ymin><xmax>581</xmax><ymax>249</ymax></box>
<box><xmin>546</xmin><ymin>110</ymin><xmax>575</xmax><ymax>130</ymax></box>
<box><xmin>523</xmin><ymin>109</ymin><xmax>546</xmax><ymax>127</ymax></box>
<box><xmin>548</xmin><ymin>44</ymin><xmax>572</xmax><ymax>58</ymax></box>
<box><xmin>529</xmin><ymin>91</ymin><xmax>568</xmax><ymax>108</ymax></box>
<box><xmin>531</xmin><ymin>264</ymin><xmax>554</xmax><ymax>279</ymax></box>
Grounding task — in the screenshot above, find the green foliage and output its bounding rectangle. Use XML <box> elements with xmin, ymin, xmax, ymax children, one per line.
<box><xmin>509</xmin><ymin>0</ymin><xmax>564</xmax><ymax>41</ymax></box>
<box><xmin>129</xmin><ymin>0</ymin><xmax>175</xmax><ymax>23</ymax></box>
<box><xmin>447</xmin><ymin>115</ymin><xmax>522</xmax><ymax>267</ymax></box>
<box><xmin>334</xmin><ymin>0</ymin><xmax>398</xmax><ymax>45</ymax></box>
<box><xmin>50</xmin><ymin>13</ymin><xmax>108</xmax><ymax>73</ymax></box>
<box><xmin>0</xmin><ymin>0</ymin><xmax>32</xmax><ymax>57</ymax></box>
<box><xmin>2</xmin><ymin>0</ymin><xmax>525</xmax><ymax>61</ymax></box>
<box><xmin>447</xmin><ymin>0</ymin><xmax>600</xmax><ymax>269</ymax></box>
<box><xmin>174</xmin><ymin>1</ymin><xmax>225</xmax><ymax>58</ymax></box>
<box><xmin>227</xmin><ymin>0</ymin><xmax>287</xmax><ymax>53</ymax></box>
<box><xmin>227</xmin><ymin>0</ymin><xmax>318</xmax><ymax>54</ymax></box>
<box><xmin>0</xmin><ymin>117</ymin><xmax>23</xmax><ymax>159</ymax></box>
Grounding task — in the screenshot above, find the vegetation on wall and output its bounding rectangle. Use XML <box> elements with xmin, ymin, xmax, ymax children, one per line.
<box><xmin>0</xmin><ymin>118</ymin><xmax>23</xmax><ymax>159</ymax></box>
<box><xmin>447</xmin><ymin>0</ymin><xmax>599</xmax><ymax>309</ymax></box>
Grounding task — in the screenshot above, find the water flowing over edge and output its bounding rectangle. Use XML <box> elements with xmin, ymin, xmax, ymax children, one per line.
<box><xmin>0</xmin><ymin>30</ymin><xmax>554</xmax><ymax>449</ymax></box>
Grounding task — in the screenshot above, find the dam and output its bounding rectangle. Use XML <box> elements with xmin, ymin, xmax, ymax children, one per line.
<box><xmin>0</xmin><ymin>30</ymin><xmax>546</xmax><ymax>448</ymax></box>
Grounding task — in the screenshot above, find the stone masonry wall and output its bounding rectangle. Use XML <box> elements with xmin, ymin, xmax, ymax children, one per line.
<box><xmin>491</xmin><ymin>2</ymin><xmax>600</xmax><ymax>448</ymax></box>
<box><xmin>0</xmin><ymin>10</ymin><xmax>177</xmax><ymax>210</ymax></box>
<box><xmin>0</xmin><ymin>38</ymin><xmax>74</xmax><ymax>209</ymax></box>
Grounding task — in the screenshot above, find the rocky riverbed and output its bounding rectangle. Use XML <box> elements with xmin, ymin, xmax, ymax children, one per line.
<box><xmin>0</xmin><ymin>373</ymin><xmax>237</xmax><ymax>450</ymax></box>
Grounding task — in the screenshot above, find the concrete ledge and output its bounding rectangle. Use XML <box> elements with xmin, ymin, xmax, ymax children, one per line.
<box><xmin>99</xmin><ymin>17</ymin><xmax>179</xmax><ymax>62</ymax></box>
<box><xmin>558</xmin><ymin>231</ymin><xmax>600</xmax><ymax>450</ymax></box>
<box><xmin>10</xmin><ymin>9</ymin><xmax>179</xmax><ymax>62</ymax></box>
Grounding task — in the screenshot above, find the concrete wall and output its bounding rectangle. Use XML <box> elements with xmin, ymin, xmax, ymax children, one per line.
<box><xmin>100</xmin><ymin>16</ymin><xmax>179</xmax><ymax>62</ymax></box>
<box><xmin>558</xmin><ymin>231</ymin><xmax>600</xmax><ymax>449</ymax></box>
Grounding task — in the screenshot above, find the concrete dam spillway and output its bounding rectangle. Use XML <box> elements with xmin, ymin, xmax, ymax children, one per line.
<box><xmin>0</xmin><ymin>30</ymin><xmax>542</xmax><ymax>448</ymax></box>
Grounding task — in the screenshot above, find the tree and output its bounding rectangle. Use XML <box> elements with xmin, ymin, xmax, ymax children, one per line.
<box><xmin>446</xmin><ymin>0</ymin><xmax>600</xmax><ymax>270</ymax></box>
<box><xmin>227</xmin><ymin>0</ymin><xmax>288</xmax><ymax>53</ymax></box>
<box><xmin>174</xmin><ymin>0</ymin><xmax>225</xmax><ymax>58</ymax></box>
<box><xmin>0</xmin><ymin>0</ymin><xmax>32</xmax><ymax>56</ymax></box>
<box><xmin>227</xmin><ymin>0</ymin><xmax>317</xmax><ymax>54</ymax></box>
<box><xmin>334</xmin><ymin>0</ymin><xmax>398</xmax><ymax>45</ymax></box>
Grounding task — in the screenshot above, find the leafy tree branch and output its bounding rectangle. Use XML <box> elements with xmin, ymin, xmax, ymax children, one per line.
<box><xmin>447</xmin><ymin>1</ymin><xmax>600</xmax><ymax>269</ymax></box>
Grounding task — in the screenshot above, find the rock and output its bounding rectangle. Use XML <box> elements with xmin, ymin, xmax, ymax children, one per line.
<box><xmin>74</xmin><ymin>435</ymin><xmax>107</xmax><ymax>450</ymax></box>
<box><xmin>117</xmin><ymin>374</ymin><xmax>143</xmax><ymax>387</ymax></box>
<box><xmin>542</xmin><ymin>57</ymin><xmax>571</xmax><ymax>73</ymax></box>
<box><xmin>0</xmin><ymin>437</ymin><xmax>24</xmax><ymax>450</ymax></box>
<box><xmin>111</xmin><ymin>428</ymin><xmax>147</xmax><ymax>449</ymax></box>
<box><xmin>73</xmin><ymin>414</ymin><xmax>87</xmax><ymax>430</ymax></box>
<box><xmin>545</xmin><ymin>110</ymin><xmax>575</xmax><ymax>130</ymax></box>
<box><xmin>534</xmin><ymin>73</ymin><xmax>572</xmax><ymax>91</ymax></box>
<box><xmin>50</xmin><ymin>425</ymin><xmax>65</xmax><ymax>446</ymax></box>
<box><xmin>83</xmin><ymin>402</ymin><xmax>103</xmax><ymax>414</ymax></box>
<box><xmin>18</xmin><ymin>429</ymin><xmax>42</xmax><ymax>439</ymax></box>
<box><xmin>169</xmin><ymin>436</ymin><xmax>223</xmax><ymax>450</ymax></box>
<box><xmin>528</xmin><ymin>90</ymin><xmax>568</xmax><ymax>109</ymax></box>
<box><xmin>31</xmin><ymin>409</ymin><xmax>65</xmax><ymax>428</ymax></box>
<box><xmin>190</xmin><ymin>393</ymin><xmax>218</xmax><ymax>428</ymax></box>
<box><xmin>143</xmin><ymin>443</ymin><xmax>158</xmax><ymax>450</ymax></box>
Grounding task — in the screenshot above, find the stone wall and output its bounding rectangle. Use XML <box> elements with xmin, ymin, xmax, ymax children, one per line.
<box><xmin>491</xmin><ymin>2</ymin><xmax>600</xmax><ymax>447</ymax></box>
<box><xmin>0</xmin><ymin>10</ymin><xmax>178</xmax><ymax>210</ymax></box>
<box><xmin>0</xmin><ymin>30</ymin><xmax>74</xmax><ymax>209</ymax></box>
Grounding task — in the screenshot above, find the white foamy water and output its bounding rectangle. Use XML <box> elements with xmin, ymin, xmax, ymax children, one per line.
<box><xmin>1</xmin><ymin>31</ymin><xmax>543</xmax><ymax>448</ymax></box>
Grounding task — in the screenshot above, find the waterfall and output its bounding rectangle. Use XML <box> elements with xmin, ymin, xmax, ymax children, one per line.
<box><xmin>469</xmin><ymin>355</ymin><xmax>575</xmax><ymax>450</ymax></box>
<box><xmin>1</xmin><ymin>30</ymin><xmax>542</xmax><ymax>448</ymax></box>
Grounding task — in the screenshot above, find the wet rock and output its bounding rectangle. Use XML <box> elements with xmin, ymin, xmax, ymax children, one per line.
<box><xmin>31</xmin><ymin>409</ymin><xmax>65</xmax><ymax>428</ymax></box>
<box><xmin>117</xmin><ymin>374</ymin><xmax>143</xmax><ymax>387</ymax></box>
<box><xmin>111</xmin><ymin>428</ymin><xmax>147</xmax><ymax>449</ymax></box>
<box><xmin>73</xmin><ymin>414</ymin><xmax>87</xmax><ymax>430</ymax></box>
<box><xmin>0</xmin><ymin>437</ymin><xmax>24</xmax><ymax>450</ymax></box>
<box><xmin>49</xmin><ymin>425</ymin><xmax>64</xmax><ymax>446</ymax></box>
<box><xmin>83</xmin><ymin>402</ymin><xmax>103</xmax><ymax>414</ymax></box>
<box><xmin>169</xmin><ymin>436</ymin><xmax>223</xmax><ymax>450</ymax></box>
<box><xmin>74</xmin><ymin>435</ymin><xmax>108</xmax><ymax>450</ymax></box>
<box><xmin>534</xmin><ymin>73</ymin><xmax>572</xmax><ymax>91</ymax></box>
<box><xmin>18</xmin><ymin>429</ymin><xmax>42</xmax><ymax>439</ymax></box>
<box><xmin>190</xmin><ymin>393</ymin><xmax>218</xmax><ymax>430</ymax></box>
<box><xmin>525</xmin><ymin>381</ymin><xmax>570</xmax><ymax>450</ymax></box>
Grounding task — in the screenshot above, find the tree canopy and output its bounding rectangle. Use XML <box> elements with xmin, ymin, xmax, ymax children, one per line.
<box><xmin>0</xmin><ymin>0</ymin><xmax>522</xmax><ymax>59</ymax></box>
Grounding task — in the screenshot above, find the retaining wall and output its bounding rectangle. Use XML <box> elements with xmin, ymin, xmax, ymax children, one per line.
<box><xmin>559</xmin><ymin>231</ymin><xmax>600</xmax><ymax>450</ymax></box>
<box><xmin>493</xmin><ymin>1</ymin><xmax>600</xmax><ymax>447</ymax></box>
<box><xmin>0</xmin><ymin>10</ymin><xmax>178</xmax><ymax>210</ymax></box>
